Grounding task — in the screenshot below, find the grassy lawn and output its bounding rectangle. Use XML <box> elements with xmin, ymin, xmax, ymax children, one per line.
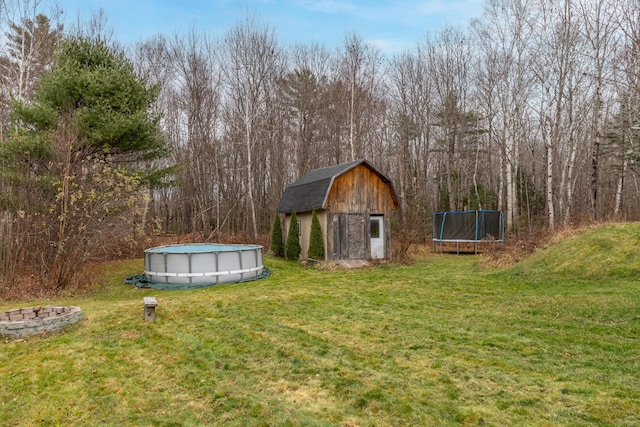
<box><xmin>2</xmin><ymin>224</ymin><xmax>640</xmax><ymax>426</ymax></box>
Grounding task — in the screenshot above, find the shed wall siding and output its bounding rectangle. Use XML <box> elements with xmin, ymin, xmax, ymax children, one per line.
<box><xmin>326</xmin><ymin>165</ymin><xmax>396</xmax><ymax>214</ymax></box>
<box><xmin>283</xmin><ymin>210</ymin><xmax>327</xmax><ymax>260</ymax></box>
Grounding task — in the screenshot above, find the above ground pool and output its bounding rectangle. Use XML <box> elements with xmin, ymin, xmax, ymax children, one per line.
<box><xmin>144</xmin><ymin>243</ymin><xmax>264</xmax><ymax>286</ymax></box>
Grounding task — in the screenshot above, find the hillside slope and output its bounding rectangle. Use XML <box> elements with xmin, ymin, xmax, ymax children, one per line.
<box><xmin>508</xmin><ymin>223</ymin><xmax>640</xmax><ymax>281</ymax></box>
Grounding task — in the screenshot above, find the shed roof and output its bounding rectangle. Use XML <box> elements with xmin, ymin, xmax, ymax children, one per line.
<box><xmin>277</xmin><ymin>159</ymin><xmax>398</xmax><ymax>214</ymax></box>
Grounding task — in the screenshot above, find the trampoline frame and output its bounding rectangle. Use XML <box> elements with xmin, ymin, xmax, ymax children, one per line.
<box><xmin>432</xmin><ymin>210</ymin><xmax>505</xmax><ymax>254</ymax></box>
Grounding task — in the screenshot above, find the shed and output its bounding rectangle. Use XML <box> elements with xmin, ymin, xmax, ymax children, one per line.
<box><xmin>277</xmin><ymin>159</ymin><xmax>400</xmax><ymax>261</ymax></box>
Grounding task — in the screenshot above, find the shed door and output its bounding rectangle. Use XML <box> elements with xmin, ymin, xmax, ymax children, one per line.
<box><xmin>333</xmin><ymin>213</ymin><xmax>366</xmax><ymax>260</ymax></box>
<box><xmin>370</xmin><ymin>215</ymin><xmax>384</xmax><ymax>259</ymax></box>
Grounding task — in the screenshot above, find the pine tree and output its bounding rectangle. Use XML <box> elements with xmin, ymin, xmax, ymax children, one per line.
<box><xmin>10</xmin><ymin>35</ymin><xmax>167</xmax><ymax>166</ymax></box>
<box><xmin>270</xmin><ymin>214</ymin><xmax>284</xmax><ymax>257</ymax></box>
<box><xmin>284</xmin><ymin>210</ymin><xmax>301</xmax><ymax>260</ymax></box>
<box><xmin>2</xmin><ymin>35</ymin><xmax>169</xmax><ymax>290</ymax></box>
<box><xmin>307</xmin><ymin>209</ymin><xmax>325</xmax><ymax>260</ymax></box>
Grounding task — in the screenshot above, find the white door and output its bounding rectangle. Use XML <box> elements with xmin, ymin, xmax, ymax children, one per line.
<box><xmin>370</xmin><ymin>215</ymin><xmax>384</xmax><ymax>259</ymax></box>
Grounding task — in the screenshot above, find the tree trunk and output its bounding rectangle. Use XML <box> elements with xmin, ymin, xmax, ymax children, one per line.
<box><xmin>546</xmin><ymin>139</ymin><xmax>555</xmax><ymax>231</ymax></box>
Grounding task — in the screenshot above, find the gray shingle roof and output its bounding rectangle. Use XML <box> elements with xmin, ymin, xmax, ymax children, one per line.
<box><xmin>277</xmin><ymin>159</ymin><xmax>397</xmax><ymax>214</ymax></box>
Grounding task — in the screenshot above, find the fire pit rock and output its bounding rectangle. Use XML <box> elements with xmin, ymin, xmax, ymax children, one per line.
<box><xmin>0</xmin><ymin>306</ymin><xmax>83</xmax><ymax>338</ymax></box>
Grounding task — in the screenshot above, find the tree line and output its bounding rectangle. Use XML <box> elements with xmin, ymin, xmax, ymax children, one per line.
<box><xmin>0</xmin><ymin>0</ymin><xmax>639</xmax><ymax>292</ymax></box>
<box><xmin>135</xmin><ymin>0</ymin><xmax>639</xmax><ymax>236</ymax></box>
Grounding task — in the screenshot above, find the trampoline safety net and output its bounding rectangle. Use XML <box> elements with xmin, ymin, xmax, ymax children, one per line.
<box><xmin>433</xmin><ymin>210</ymin><xmax>504</xmax><ymax>250</ymax></box>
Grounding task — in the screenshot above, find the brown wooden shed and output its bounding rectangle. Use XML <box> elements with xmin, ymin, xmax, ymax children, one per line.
<box><xmin>277</xmin><ymin>159</ymin><xmax>400</xmax><ymax>261</ymax></box>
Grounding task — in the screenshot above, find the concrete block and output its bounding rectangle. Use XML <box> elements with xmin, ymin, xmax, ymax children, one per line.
<box><xmin>6</xmin><ymin>322</ymin><xmax>25</xmax><ymax>330</ymax></box>
<box><xmin>25</xmin><ymin>319</ymin><xmax>44</xmax><ymax>328</ymax></box>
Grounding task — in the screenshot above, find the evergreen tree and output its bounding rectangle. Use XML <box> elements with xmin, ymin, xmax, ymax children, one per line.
<box><xmin>10</xmin><ymin>35</ymin><xmax>167</xmax><ymax>167</ymax></box>
<box><xmin>307</xmin><ymin>209</ymin><xmax>325</xmax><ymax>260</ymax></box>
<box><xmin>284</xmin><ymin>210</ymin><xmax>301</xmax><ymax>260</ymax></box>
<box><xmin>1</xmin><ymin>35</ymin><xmax>169</xmax><ymax>290</ymax></box>
<box><xmin>270</xmin><ymin>214</ymin><xmax>284</xmax><ymax>257</ymax></box>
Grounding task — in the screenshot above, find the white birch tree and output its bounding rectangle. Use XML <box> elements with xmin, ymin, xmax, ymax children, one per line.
<box><xmin>220</xmin><ymin>15</ymin><xmax>283</xmax><ymax>239</ymax></box>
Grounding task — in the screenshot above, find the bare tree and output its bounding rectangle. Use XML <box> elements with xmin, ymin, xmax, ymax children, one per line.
<box><xmin>529</xmin><ymin>0</ymin><xmax>584</xmax><ymax>229</ymax></box>
<box><xmin>575</xmin><ymin>0</ymin><xmax>621</xmax><ymax>220</ymax></box>
<box><xmin>473</xmin><ymin>0</ymin><xmax>538</xmax><ymax>230</ymax></box>
<box><xmin>387</xmin><ymin>46</ymin><xmax>433</xmax><ymax>229</ymax></box>
<box><xmin>219</xmin><ymin>14</ymin><xmax>284</xmax><ymax>239</ymax></box>
<box><xmin>426</xmin><ymin>27</ymin><xmax>476</xmax><ymax>212</ymax></box>
<box><xmin>169</xmin><ymin>31</ymin><xmax>222</xmax><ymax>235</ymax></box>
<box><xmin>608</xmin><ymin>0</ymin><xmax>640</xmax><ymax>218</ymax></box>
<box><xmin>0</xmin><ymin>0</ymin><xmax>62</xmax><ymax>139</ymax></box>
<box><xmin>336</xmin><ymin>32</ymin><xmax>384</xmax><ymax>162</ymax></box>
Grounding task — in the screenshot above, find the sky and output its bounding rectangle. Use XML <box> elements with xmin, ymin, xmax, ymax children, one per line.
<box><xmin>45</xmin><ymin>0</ymin><xmax>485</xmax><ymax>55</ymax></box>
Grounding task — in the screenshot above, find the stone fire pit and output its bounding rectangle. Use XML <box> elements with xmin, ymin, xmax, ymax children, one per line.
<box><xmin>0</xmin><ymin>306</ymin><xmax>83</xmax><ymax>338</ymax></box>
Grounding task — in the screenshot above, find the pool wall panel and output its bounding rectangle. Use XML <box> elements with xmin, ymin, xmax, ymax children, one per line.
<box><xmin>144</xmin><ymin>244</ymin><xmax>263</xmax><ymax>286</ymax></box>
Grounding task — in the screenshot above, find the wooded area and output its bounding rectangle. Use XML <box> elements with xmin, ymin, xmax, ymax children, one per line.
<box><xmin>0</xmin><ymin>0</ymin><xmax>639</xmax><ymax>292</ymax></box>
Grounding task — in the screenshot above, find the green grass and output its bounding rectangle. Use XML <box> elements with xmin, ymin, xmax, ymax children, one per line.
<box><xmin>2</xmin><ymin>224</ymin><xmax>640</xmax><ymax>426</ymax></box>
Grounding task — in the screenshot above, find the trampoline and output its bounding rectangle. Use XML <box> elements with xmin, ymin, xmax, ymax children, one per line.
<box><xmin>433</xmin><ymin>210</ymin><xmax>505</xmax><ymax>254</ymax></box>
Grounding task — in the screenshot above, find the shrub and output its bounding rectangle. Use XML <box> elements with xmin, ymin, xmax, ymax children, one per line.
<box><xmin>308</xmin><ymin>209</ymin><xmax>325</xmax><ymax>260</ymax></box>
<box><xmin>285</xmin><ymin>210</ymin><xmax>301</xmax><ymax>260</ymax></box>
<box><xmin>270</xmin><ymin>214</ymin><xmax>284</xmax><ymax>257</ymax></box>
